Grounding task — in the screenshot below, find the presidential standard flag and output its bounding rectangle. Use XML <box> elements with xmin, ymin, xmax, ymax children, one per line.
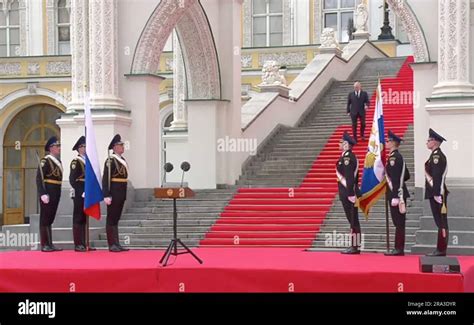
<box><xmin>358</xmin><ymin>79</ymin><xmax>387</xmax><ymax>217</ymax></box>
<box><xmin>84</xmin><ymin>94</ymin><xmax>103</xmax><ymax>219</ymax></box>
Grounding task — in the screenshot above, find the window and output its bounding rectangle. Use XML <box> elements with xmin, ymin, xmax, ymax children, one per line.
<box><xmin>0</xmin><ymin>0</ymin><xmax>20</xmax><ymax>57</ymax></box>
<box><xmin>323</xmin><ymin>0</ymin><xmax>355</xmax><ymax>43</ymax></box>
<box><xmin>252</xmin><ymin>0</ymin><xmax>283</xmax><ymax>47</ymax></box>
<box><xmin>57</xmin><ymin>0</ymin><xmax>70</xmax><ymax>55</ymax></box>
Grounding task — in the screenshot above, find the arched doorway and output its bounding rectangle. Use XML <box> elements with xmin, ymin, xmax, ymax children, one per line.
<box><xmin>2</xmin><ymin>104</ymin><xmax>62</xmax><ymax>225</ymax></box>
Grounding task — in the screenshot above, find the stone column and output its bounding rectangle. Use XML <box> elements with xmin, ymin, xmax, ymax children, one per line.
<box><xmin>169</xmin><ymin>31</ymin><xmax>188</xmax><ymax>130</ymax></box>
<box><xmin>68</xmin><ymin>0</ymin><xmax>89</xmax><ymax>112</ymax></box>
<box><xmin>88</xmin><ymin>0</ymin><xmax>124</xmax><ymax>109</ymax></box>
<box><xmin>432</xmin><ymin>0</ymin><xmax>474</xmax><ymax>96</ymax></box>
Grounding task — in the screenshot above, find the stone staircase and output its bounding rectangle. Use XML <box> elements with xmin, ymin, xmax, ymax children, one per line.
<box><xmin>237</xmin><ymin>78</ymin><xmax>379</xmax><ymax>187</ymax></box>
<box><xmin>199</xmin><ymin>57</ymin><xmax>417</xmax><ymax>248</ymax></box>
<box><xmin>237</xmin><ymin>57</ymin><xmax>407</xmax><ymax>188</ymax></box>
<box><xmin>411</xmin><ymin>214</ymin><xmax>474</xmax><ymax>255</ymax></box>
<box><xmin>91</xmin><ymin>189</ymin><xmax>236</xmax><ymax>249</ymax></box>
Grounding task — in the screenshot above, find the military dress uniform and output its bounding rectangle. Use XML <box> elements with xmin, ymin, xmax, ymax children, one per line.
<box><xmin>36</xmin><ymin>136</ymin><xmax>63</xmax><ymax>252</ymax></box>
<box><xmin>69</xmin><ymin>136</ymin><xmax>90</xmax><ymax>252</ymax></box>
<box><xmin>336</xmin><ymin>132</ymin><xmax>362</xmax><ymax>254</ymax></box>
<box><xmin>102</xmin><ymin>134</ymin><xmax>129</xmax><ymax>252</ymax></box>
<box><xmin>425</xmin><ymin>129</ymin><xmax>449</xmax><ymax>256</ymax></box>
<box><xmin>385</xmin><ymin>131</ymin><xmax>410</xmax><ymax>256</ymax></box>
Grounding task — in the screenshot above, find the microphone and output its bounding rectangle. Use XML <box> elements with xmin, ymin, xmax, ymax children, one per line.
<box><xmin>180</xmin><ymin>161</ymin><xmax>191</xmax><ymax>187</ymax></box>
<box><xmin>161</xmin><ymin>162</ymin><xmax>174</xmax><ymax>187</ymax></box>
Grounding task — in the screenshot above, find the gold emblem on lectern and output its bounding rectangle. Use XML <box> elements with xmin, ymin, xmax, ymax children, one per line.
<box><xmin>167</xmin><ymin>189</ymin><xmax>174</xmax><ymax>197</ymax></box>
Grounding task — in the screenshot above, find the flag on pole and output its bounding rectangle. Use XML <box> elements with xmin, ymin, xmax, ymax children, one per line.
<box><xmin>358</xmin><ymin>79</ymin><xmax>386</xmax><ymax>217</ymax></box>
<box><xmin>84</xmin><ymin>94</ymin><xmax>103</xmax><ymax>219</ymax></box>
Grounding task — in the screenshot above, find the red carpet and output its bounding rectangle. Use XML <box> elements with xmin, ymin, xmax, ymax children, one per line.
<box><xmin>0</xmin><ymin>249</ymin><xmax>472</xmax><ymax>292</ymax></box>
<box><xmin>201</xmin><ymin>56</ymin><xmax>414</xmax><ymax>247</ymax></box>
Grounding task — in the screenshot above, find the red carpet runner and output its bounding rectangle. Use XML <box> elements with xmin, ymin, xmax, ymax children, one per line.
<box><xmin>200</xmin><ymin>56</ymin><xmax>414</xmax><ymax>247</ymax></box>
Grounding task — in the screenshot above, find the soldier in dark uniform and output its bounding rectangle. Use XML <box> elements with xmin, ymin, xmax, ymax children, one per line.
<box><xmin>69</xmin><ymin>136</ymin><xmax>93</xmax><ymax>252</ymax></box>
<box><xmin>102</xmin><ymin>134</ymin><xmax>129</xmax><ymax>252</ymax></box>
<box><xmin>384</xmin><ymin>130</ymin><xmax>410</xmax><ymax>256</ymax></box>
<box><xmin>425</xmin><ymin>128</ymin><xmax>449</xmax><ymax>256</ymax></box>
<box><xmin>36</xmin><ymin>136</ymin><xmax>63</xmax><ymax>252</ymax></box>
<box><xmin>336</xmin><ymin>132</ymin><xmax>362</xmax><ymax>254</ymax></box>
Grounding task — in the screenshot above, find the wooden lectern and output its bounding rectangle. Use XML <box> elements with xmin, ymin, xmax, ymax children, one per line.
<box><xmin>154</xmin><ymin>187</ymin><xmax>203</xmax><ymax>266</ymax></box>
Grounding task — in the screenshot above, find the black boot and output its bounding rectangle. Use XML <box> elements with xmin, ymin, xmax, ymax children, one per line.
<box><xmin>73</xmin><ymin>224</ymin><xmax>86</xmax><ymax>252</ymax></box>
<box><xmin>384</xmin><ymin>249</ymin><xmax>404</xmax><ymax>256</ymax></box>
<box><xmin>385</xmin><ymin>227</ymin><xmax>405</xmax><ymax>256</ymax></box>
<box><xmin>40</xmin><ymin>226</ymin><xmax>54</xmax><ymax>252</ymax></box>
<box><xmin>427</xmin><ymin>229</ymin><xmax>448</xmax><ymax>256</ymax></box>
<box><xmin>341</xmin><ymin>246</ymin><xmax>360</xmax><ymax>254</ymax></box>
<box><xmin>47</xmin><ymin>226</ymin><xmax>62</xmax><ymax>251</ymax></box>
<box><xmin>114</xmin><ymin>225</ymin><xmax>129</xmax><ymax>252</ymax></box>
<box><xmin>106</xmin><ymin>225</ymin><xmax>121</xmax><ymax>252</ymax></box>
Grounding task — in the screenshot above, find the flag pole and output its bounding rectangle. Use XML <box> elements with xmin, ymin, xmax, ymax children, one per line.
<box><xmin>84</xmin><ymin>84</ymin><xmax>91</xmax><ymax>251</ymax></box>
<box><xmin>378</xmin><ymin>73</ymin><xmax>390</xmax><ymax>253</ymax></box>
<box><xmin>385</xmin><ymin>189</ymin><xmax>390</xmax><ymax>253</ymax></box>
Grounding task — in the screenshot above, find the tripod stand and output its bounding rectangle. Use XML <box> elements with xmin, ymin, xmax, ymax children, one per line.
<box><xmin>155</xmin><ymin>187</ymin><xmax>203</xmax><ymax>266</ymax></box>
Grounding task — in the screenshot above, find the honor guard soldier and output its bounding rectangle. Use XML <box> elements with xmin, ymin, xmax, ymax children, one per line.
<box><xmin>69</xmin><ymin>136</ymin><xmax>95</xmax><ymax>252</ymax></box>
<box><xmin>384</xmin><ymin>130</ymin><xmax>410</xmax><ymax>256</ymax></box>
<box><xmin>425</xmin><ymin>128</ymin><xmax>449</xmax><ymax>256</ymax></box>
<box><xmin>36</xmin><ymin>136</ymin><xmax>63</xmax><ymax>252</ymax></box>
<box><xmin>336</xmin><ymin>132</ymin><xmax>362</xmax><ymax>254</ymax></box>
<box><xmin>102</xmin><ymin>134</ymin><xmax>129</xmax><ymax>252</ymax></box>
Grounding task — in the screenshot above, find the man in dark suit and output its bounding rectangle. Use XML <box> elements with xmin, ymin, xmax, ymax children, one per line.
<box><xmin>384</xmin><ymin>130</ymin><xmax>410</xmax><ymax>256</ymax></box>
<box><xmin>347</xmin><ymin>81</ymin><xmax>370</xmax><ymax>143</ymax></box>
<box><xmin>424</xmin><ymin>128</ymin><xmax>449</xmax><ymax>256</ymax></box>
<box><xmin>336</xmin><ymin>132</ymin><xmax>362</xmax><ymax>254</ymax></box>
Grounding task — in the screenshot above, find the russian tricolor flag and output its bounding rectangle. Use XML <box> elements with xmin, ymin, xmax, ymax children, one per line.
<box><xmin>358</xmin><ymin>79</ymin><xmax>387</xmax><ymax>217</ymax></box>
<box><xmin>84</xmin><ymin>94</ymin><xmax>103</xmax><ymax>219</ymax></box>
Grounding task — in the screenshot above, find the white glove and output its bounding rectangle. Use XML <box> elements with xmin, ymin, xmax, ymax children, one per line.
<box><xmin>81</xmin><ymin>192</ymin><xmax>85</xmax><ymax>198</ymax></box>
<box><xmin>104</xmin><ymin>197</ymin><xmax>112</xmax><ymax>206</ymax></box>
<box><xmin>434</xmin><ymin>196</ymin><xmax>442</xmax><ymax>204</ymax></box>
<box><xmin>41</xmin><ymin>194</ymin><xmax>50</xmax><ymax>204</ymax></box>
<box><xmin>348</xmin><ymin>196</ymin><xmax>356</xmax><ymax>203</ymax></box>
<box><xmin>391</xmin><ymin>198</ymin><xmax>400</xmax><ymax>207</ymax></box>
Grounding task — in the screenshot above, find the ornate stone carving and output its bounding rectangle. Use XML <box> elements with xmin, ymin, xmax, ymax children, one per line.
<box><xmin>259</xmin><ymin>51</ymin><xmax>306</xmax><ymax>67</ymax></box>
<box><xmin>132</xmin><ymin>0</ymin><xmax>221</xmax><ymax>100</ymax></box>
<box><xmin>170</xmin><ymin>31</ymin><xmax>188</xmax><ymax>130</ymax></box>
<box><xmin>282</xmin><ymin>0</ymin><xmax>291</xmax><ymax>45</ymax></box>
<box><xmin>46</xmin><ymin>61</ymin><xmax>71</xmax><ymax>75</ymax></box>
<box><xmin>0</xmin><ymin>63</ymin><xmax>21</xmax><ymax>75</ymax></box>
<box><xmin>46</xmin><ymin>0</ymin><xmax>56</xmax><ymax>55</ymax></box>
<box><xmin>260</xmin><ymin>61</ymin><xmax>286</xmax><ymax>86</ymax></box>
<box><xmin>312</xmin><ymin>0</ymin><xmax>429</xmax><ymax>62</ymax></box>
<box><xmin>27</xmin><ymin>62</ymin><xmax>40</xmax><ymax>75</ymax></box>
<box><xmin>241</xmin><ymin>54</ymin><xmax>252</xmax><ymax>68</ymax></box>
<box><xmin>432</xmin><ymin>0</ymin><xmax>473</xmax><ymax>95</ymax></box>
<box><xmin>242</xmin><ymin>0</ymin><xmax>252</xmax><ymax>47</ymax></box>
<box><xmin>320</xmin><ymin>28</ymin><xmax>340</xmax><ymax>49</ymax></box>
<box><xmin>313</xmin><ymin>0</ymin><xmax>321</xmax><ymax>44</ymax></box>
<box><xmin>385</xmin><ymin>0</ymin><xmax>429</xmax><ymax>62</ymax></box>
<box><xmin>69</xmin><ymin>0</ymin><xmax>89</xmax><ymax>111</ymax></box>
<box><xmin>88</xmin><ymin>0</ymin><xmax>123</xmax><ymax>108</ymax></box>
<box><xmin>354</xmin><ymin>3</ymin><xmax>368</xmax><ymax>32</ymax></box>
